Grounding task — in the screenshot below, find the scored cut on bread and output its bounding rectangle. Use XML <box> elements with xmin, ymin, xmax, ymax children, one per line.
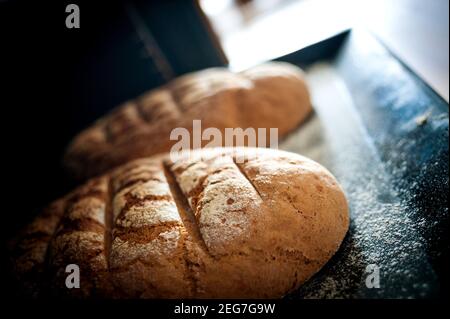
<box><xmin>11</xmin><ymin>148</ymin><xmax>348</xmax><ymax>298</ymax></box>
<box><xmin>64</xmin><ymin>62</ymin><xmax>312</xmax><ymax>180</ymax></box>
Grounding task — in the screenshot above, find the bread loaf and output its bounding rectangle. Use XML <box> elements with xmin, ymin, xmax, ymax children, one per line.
<box><xmin>11</xmin><ymin>147</ymin><xmax>348</xmax><ymax>298</ymax></box>
<box><xmin>64</xmin><ymin>62</ymin><xmax>312</xmax><ymax>180</ymax></box>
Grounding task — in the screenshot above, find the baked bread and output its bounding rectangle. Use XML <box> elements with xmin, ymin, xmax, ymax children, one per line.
<box><xmin>11</xmin><ymin>147</ymin><xmax>348</xmax><ymax>298</ymax></box>
<box><xmin>64</xmin><ymin>62</ymin><xmax>312</xmax><ymax>180</ymax></box>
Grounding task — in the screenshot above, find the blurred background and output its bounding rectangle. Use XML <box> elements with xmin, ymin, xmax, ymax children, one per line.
<box><xmin>200</xmin><ymin>0</ymin><xmax>449</xmax><ymax>102</ymax></box>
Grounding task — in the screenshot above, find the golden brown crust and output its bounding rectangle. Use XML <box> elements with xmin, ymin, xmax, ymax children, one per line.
<box><xmin>11</xmin><ymin>148</ymin><xmax>348</xmax><ymax>298</ymax></box>
<box><xmin>64</xmin><ymin>62</ymin><xmax>312</xmax><ymax>180</ymax></box>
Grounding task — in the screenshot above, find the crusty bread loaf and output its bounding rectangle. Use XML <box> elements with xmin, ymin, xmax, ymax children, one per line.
<box><xmin>11</xmin><ymin>147</ymin><xmax>348</xmax><ymax>298</ymax></box>
<box><xmin>64</xmin><ymin>62</ymin><xmax>312</xmax><ymax>180</ymax></box>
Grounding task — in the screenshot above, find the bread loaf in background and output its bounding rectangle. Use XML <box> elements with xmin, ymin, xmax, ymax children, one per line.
<box><xmin>11</xmin><ymin>147</ymin><xmax>348</xmax><ymax>298</ymax></box>
<box><xmin>64</xmin><ymin>62</ymin><xmax>312</xmax><ymax>180</ymax></box>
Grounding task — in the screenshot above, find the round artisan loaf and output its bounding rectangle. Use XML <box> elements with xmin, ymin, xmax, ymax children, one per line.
<box><xmin>64</xmin><ymin>62</ymin><xmax>312</xmax><ymax>180</ymax></box>
<box><xmin>11</xmin><ymin>148</ymin><xmax>349</xmax><ymax>298</ymax></box>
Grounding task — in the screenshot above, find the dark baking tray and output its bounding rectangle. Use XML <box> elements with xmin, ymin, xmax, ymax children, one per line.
<box><xmin>273</xmin><ymin>29</ymin><xmax>448</xmax><ymax>298</ymax></box>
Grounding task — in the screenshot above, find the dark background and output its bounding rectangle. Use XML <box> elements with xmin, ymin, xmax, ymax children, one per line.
<box><xmin>0</xmin><ymin>0</ymin><xmax>226</xmax><ymax>242</ymax></box>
